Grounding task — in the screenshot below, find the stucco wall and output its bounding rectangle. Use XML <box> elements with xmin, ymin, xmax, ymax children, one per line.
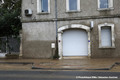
<box><xmin>22</xmin><ymin>0</ymin><xmax>120</xmax><ymax>22</ymax></box>
<box><xmin>22</xmin><ymin>22</ymin><xmax>56</xmax><ymax>58</ymax></box>
<box><xmin>21</xmin><ymin>0</ymin><xmax>55</xmax><ymax>22</ymax></box>
<box><xmin>21</xmin><ymin>0</ymin><xmax>120</xmax><ymax>58</ymax></box>
<box><xmin>91</xmin><ymin>18</ymin><xmax>120</xmax><ymax>58</ymax></box>
<box><xmin>57</xmin><ymin>0</ymin><xmax>120</xmax><ymax>19</ymax></box>
<box><xmin>57</xmin><ymin>18</ymin><xmax>120</xmax><ymax>58</ymax></box>
<box><xmin>22</xmin><ymin>18</ymin><xmax>120</xmax><ymax>58</ymax></box>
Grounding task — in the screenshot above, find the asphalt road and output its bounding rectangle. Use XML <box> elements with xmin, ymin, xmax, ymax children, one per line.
<box><xmin>0</xmin><ymin>70</ymin><xmax>120</xmax><ymax>80</ymax></box>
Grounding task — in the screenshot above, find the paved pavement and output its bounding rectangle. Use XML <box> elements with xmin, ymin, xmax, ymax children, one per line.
<box><xmin>0</xmin><ymin>71</ymin><xmax>120</xmax><ymax>80</ymax></box>
<box><xmin>0</xmin><ymin>58</ymin><xmax>120</xmax><ymax>71</ymax></box>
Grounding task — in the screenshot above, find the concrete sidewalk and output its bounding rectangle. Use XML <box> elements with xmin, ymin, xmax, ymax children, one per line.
<box><xmin>0</xmin><ymin>58</ymin><xmax>120</xmax><ymax>72</ymax></box>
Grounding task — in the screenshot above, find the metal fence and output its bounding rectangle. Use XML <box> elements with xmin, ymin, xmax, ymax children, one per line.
<box><xmin>0</xmin><ymin>36</ymin><xmax>21</xmax><ymax>54</ymax></box>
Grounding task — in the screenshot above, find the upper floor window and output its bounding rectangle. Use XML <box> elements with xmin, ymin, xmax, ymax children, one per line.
<box><xmin>37</xmin><ymin>0</ymin><xmax>50</xmax><ymax>13</ymax></box>
<box><xmin>66</xmin><ymin>0</ymin><xmax>80</xmax><ymax>12</ymax></box>
<box><xmin>100</xmin><ymin>0</ymin><xmax>109</xmax><ymax>8</ymax></box>
<box><xmin>98</xmin><ymin>0</ymin><xmax>113</xmax><ymax>9</ymax></box>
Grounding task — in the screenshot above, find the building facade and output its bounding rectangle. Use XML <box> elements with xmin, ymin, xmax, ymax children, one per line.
<box><xmin>22</xmin><ymin>0</ymin><xmax>120</xmax><ymax>59</ymax></box>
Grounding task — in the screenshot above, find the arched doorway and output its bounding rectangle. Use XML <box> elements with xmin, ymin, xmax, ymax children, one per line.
<box><xmin>58</xmin><ymin>24</ymin><xmax>91</xmax><ymax>59</ymax></box>
<box><xmin>63</xmin><ymin>29</ymin><xmax>88</xmax><ymax>56</ymax></box>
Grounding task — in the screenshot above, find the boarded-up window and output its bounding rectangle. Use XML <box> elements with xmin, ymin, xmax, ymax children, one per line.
<box><xmin>101</xmin><ymin>26</ymin><xmax>112</xmax><ymax>47</ymax></box>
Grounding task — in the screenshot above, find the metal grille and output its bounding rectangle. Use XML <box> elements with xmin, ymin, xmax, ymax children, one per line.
<box><xmin>0</xmin><ymin>37</ymin><xmax>6</xmax><ymax>53</ymax></box>
<box><xmin>0</xmin><ymin>36</ymin><xmax>21</xmax><ymax>54</ymax></box>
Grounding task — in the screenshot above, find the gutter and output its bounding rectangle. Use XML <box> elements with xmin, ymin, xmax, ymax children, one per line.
<box><xmin>32</xmin><ymin>62</ymin><xmax>120</xmax><ymax>70</ymax></box>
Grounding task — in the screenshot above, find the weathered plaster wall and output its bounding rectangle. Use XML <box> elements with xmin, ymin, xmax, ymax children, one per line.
<box><xmin>57</xmin><ymin>18</ymin><xmax>120</xmax><ymax>58</ymax></box>
<box><xmin>91</xmin><ymin>18</ymin><xmax>120</xmax><ymax>58</ymax></box>
<box><xmin>22</xmin><ymin>0</ymin><xmax>120</xmax><ymax>22</ymax></box>
<box><xmin>22</xmin><ymin>18</ymin><xmax>120</xmax><ymax>58</ymax></box>
<box><xmin>21</xmin><ymin>0</ymin><xmax>55</xmax><ymax>22</ymax></box>
<box><xmin>21</xmin><ymin>0</ymin><xmax>120</xmax><ymax>58</ymax></box>
<box><xmin>57</xmin><ymin>0</ymin><xmax>120</xmax><ymax>19</ymax></box>
<box><xmin>22</xmin><ymin>22</ymin><xmax>56</xmax><ymax>58</ymax></box>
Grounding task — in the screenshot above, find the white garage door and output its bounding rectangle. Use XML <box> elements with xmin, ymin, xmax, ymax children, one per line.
<box><xmin>63</xmin><ymin>29</ymin><xmax>88</xmax><ymax>56</ymax></box>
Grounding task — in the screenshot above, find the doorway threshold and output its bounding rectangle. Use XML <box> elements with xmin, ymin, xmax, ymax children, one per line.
<box><xmin>63</xmin><ymin>56</ymin><xmax>89</xmax><ymax>59</ymax></box>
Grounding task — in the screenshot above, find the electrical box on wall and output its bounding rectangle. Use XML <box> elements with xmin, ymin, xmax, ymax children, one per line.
<box><xmin>51</xmin><ymin>43</ymin><xmax>55</xmax><ymax>49</ymax></box>
<box><xmin>90</xmin><ymin>21</ymin><xmax>94</xmax><ymax>29</ymax></box>
<box><xmin>25</xmin><ymin>9</ymin><xmax>32</xmax><ymax>16</ymax></box>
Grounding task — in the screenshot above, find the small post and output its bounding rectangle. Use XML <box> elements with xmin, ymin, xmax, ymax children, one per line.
<box><xmin>51</xmin><ymin>43</ymin><xmax>55</xmax><ymax>59</ymax></box>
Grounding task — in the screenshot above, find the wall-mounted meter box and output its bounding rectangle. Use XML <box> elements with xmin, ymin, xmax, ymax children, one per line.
<box><xmin>51</xmin><ymin>43</ymin><xmax>55</xmax><ymax>49</ymax></box>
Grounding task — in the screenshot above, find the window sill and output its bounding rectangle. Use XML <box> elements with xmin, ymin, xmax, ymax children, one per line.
<box><xmin>66</xmin><ymin>10</ymin><xmax>81</xmax><ymax>13</ymax></box>
<box><xmin>99</xmin><ymin>46</ymin><xmax>115</xmax><ymax>49</ymax></box>
<box><xmin>97</xmin><ymin>8</ymin><xmax>114</xmax><ymax>11</ymax></box>
<box><xmin>37</xmin><ymin>12</ymin><xmax>50</xmax><ymax>15</ymax></box>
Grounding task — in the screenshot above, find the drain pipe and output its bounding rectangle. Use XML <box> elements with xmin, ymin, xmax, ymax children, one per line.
<box><xmin>55</xmin><ymin>0</ymin><xmax>58</xmax><ymax>39</ymax></box>
<box><xmin>54</xmin><ymin>0</ymin><xmax>59</xmax><ymax>59</ymax></box>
